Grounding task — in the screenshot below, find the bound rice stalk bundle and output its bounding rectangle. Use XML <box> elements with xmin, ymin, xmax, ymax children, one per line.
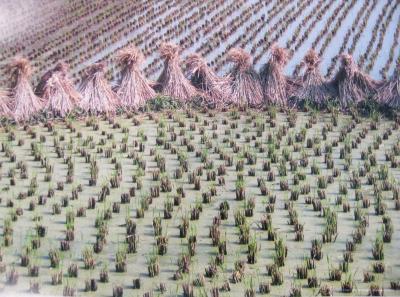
<box><xmin>35</xmin><ymin>62</ymin><xmax>69</xmax><ymax>97</ymax></box>
<box><xmin>57</xmin><ymin>62</ymin><xmax>82</xmax><ymax>106</ymax></box>
<box><xmin>332</xmin><ymin>54</ymin><xmax>379</xmax><ymax>108</ymax></box>
<box><xmin>227</xmin><ymin>48</ymin><xmax>263</xmax><ymax>108</ymax></box>
<box><xmin>42</xmin><ymin>65</ymin><xmax>81</xmax><ymax>117</ymax></box>
<box><xmin>185</xmin><ymin>53</ymin><xmax>232</xmax><ymax>109</ymax></box>
<box><xmin>157</xmin><ymin>43</ymin><xmax>197</xmax><ymax>103</ymax></box>
<box><xmin>260</xmin><ymin>45</ymin><xmax>290</xmax><ymax>106</ymax></box>
<box><xmin>8</xmin><ymin>58</ymin><xmax>44</xmax><ymax>122</ymax></box>
<box><xmin>79</xmin><ymin>63</ymin><xmax>119</xmax><ymax>115</ymax></box>
<box><xmin>375</xmin><ymin>65</ymin><xmax>400</xmax><ymax>108</ymax></box>
<box><xmin>294</xmin><ymin>49</ymin><xmax>336</xmax><ymax>106</ymax></box>
<box><xmin>0</xmin><ymin>88</ymin><xmax>12</xmax><ymax>118</ymax></box>
<box><xmin>116</xmin><ymin>45</ymin><xmax>156</xmax><ymax>110</ymax></box>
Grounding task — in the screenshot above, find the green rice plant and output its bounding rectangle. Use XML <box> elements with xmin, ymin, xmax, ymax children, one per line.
<box><xmin>307</xmin><ymin>269</ymin><xmax>319</xmax><ymax>288</ymax></box>
<box><xmin>310</xmin><ymin>159</ymin><xmax>320</xmax><ymax>175</ymax></box>
<box><xmin>273</xmin><ymin>237</ymin><xmax>287</xmax><ymax>267</ymax></box>
<box><xmin>377</xmin><ymin>164</ymin><xmax>389</xmax><ymax>180</ymax></box>
<box><xmin>188</xmin><ymin>225</ymin><xmax>197</xmax><ymax>256</ymax></box>
<box><xmin>115</xmin><ymin>246</ymin><xmax>127</xmax><ymax>273</ymax></box>
<box><xmin>372</xmin><ymin>236</ymin><xmax>384</xmax><ymax>260</ymax></box>
<box><xmin>374</xmin><ymin>193</ymin><xmax>387</xmax><ymax>215</ymax></box>
<box><xmin>317</xmin><ymin>175</ymin><xmax>327</xmax><ymax>189</ymax></box>
<box><xmin>48</xmin><ymin>248</ymin><xmax>61</xmax><ymax>268</ymax></box>
<box><xmin>235</xmin><ymin>179</ymin><xmax>246</xmax><ymax>201</ymax></box>
<box><xmin>341</xmin><ymin>273</ymin><xmax>354</xmax><ymax>293</ymax></box>
<box><xmin>327</xmin><ymin>257</ymin><xmax>342</xmax><ymax>281</ymax></box>
<box><xmin>368</xmin><ymin>283</ymin><xmax>384</xmax><ymax>296</ymax></box>
<box><xmin>234</xmin><ymin>209</ymin><xmax>246</xmax><ymax>227</ymax></box>
<box><xmin>179</xmin><ymin>214</ymin><xmax>190</xmax><ymax>238</ymax></box>
<box><xmin>82</xmin><ymin>246</ymin><xmax>95</xmax><ymax>270</ymax></box>
<box><xmin>247</xmin><ymin>234</ymin><xmax>258</xmax><ymax>264</ymax></box>
<box><xmin>271</xmin><ymin>266</ymin><xmax>283</xmax><ymax>286</ymax></box>
<box><xmin>296</xmin><ymin>262</ymin><xmax>308</xmax><ymax>279</ymax></box>
<box><xmin>322</xmin><ymin>208</ymin><xmax>337</xmax><ymax>243</ymax></box>
<box><xmin>238</xmin><ymin>222</ymin><xmax>250</xmax><ymax>245</ymax></box>
<box><xmin>146</xmin><ymin>250</ymin><xmax>160</xmax><ymax>277</ymax></box>
<box><xmin>289</xmin><ymin>283</ymin><xmax>302</xmax><ymax>297</ymax></box>
<box><xmin>244</xmin><ymin>275</ymin><xmax>256</xmax><ymax>297</ymax></box>
<box><xmin>311</xmin><ymin>239</ymin><xmax>323</xmax><ymax>260</ymax></box>
<box><xmin>231</xmin><ymin>258</ymin><xmax>246</xmax><ymax>283</ymax></box>
<box><xmin>244</xmin><ymin>197</ymin><xmax>255</xmax><ymax>217</ymax></box>
<box><xmin>99</xmin><ymin>262</ymin><xmax>109</xmax><ymax>283</ymax></box>
<box><xmin>152</xmin><ymin>215</ymin><xmax>163</xmax><ymax>237</ymax></box>
<box><xmin>65</xmin><ymin>208</ymin><xmax>75</xmax><ymax>225</ymax></box>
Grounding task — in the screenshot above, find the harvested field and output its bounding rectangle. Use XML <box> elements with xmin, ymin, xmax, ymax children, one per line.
<box><xmin>0</xmin><ymin>108</ymin><xmax>399</xmax><ymax>296</ymax></box>
<box><xmin>0</xmin><ymin>0</ymin><xmax>399</xmax><ymax>84</ymax></box>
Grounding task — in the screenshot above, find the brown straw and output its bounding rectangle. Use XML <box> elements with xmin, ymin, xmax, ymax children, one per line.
<box><xmin>260</xmin><ymin>44</ymin><xmax>290</xmax><ymax>106</ymax></box>
<box><xmin>79</xmin><ymin>62</ymin><xmax>119</xmax><ymax>115</ymax></box>
<box><xmin>157</xmin><ymin>43</ymin><xmax>197</xmax><ymax>102</ymax></box>
<box><xmin>8</xmin><ymin>57</ymin><xmax>44</xmax><ymax>122</ymax></box>
<box><xmin>332</xmin><ymin>54</ymin><xmax>379</xmax><ymax>108</ymax></box>
<box><xmin>116</xmin><ymin>45</ymin><xmax>156</xmax><ymax>110</ymax></box>
<box><xmin>294</xmin><ymin>49</ymin><xmax>336</xmax><ymax>106</ymax></box>
<box><xmin>375</xmin><ymin>64</ymin><xmax>400</xmax><ymax>108</ymax></box>
<box><xmin>227</xmin><ymin>48</ymin><xmax>263</xmax><ymax>107</ymax></box>
<box><xmin>185</xmin><ymin>53</ymin><xmax>231</xmax><ymax>109</ymax></box>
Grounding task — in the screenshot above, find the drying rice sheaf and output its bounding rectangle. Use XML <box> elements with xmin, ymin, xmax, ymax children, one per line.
<box><xmin>0</xmin><ymin>88</ymin><xmax>12</xmax><ymax>117</ymax></box>
<box><xmin>79</xmin><ymin>63</ymin><xmax>119</xmax><ymax>115</ymax></box>
<box><xmin>116</xmin><ymin>45</ymin><xmax>156</xmax><ymax>110</ymax></box>
<box><xmin>260</xmin><ymin>45</ymin><xmax>292</xmax><ymax>106</ymax></box>
<box><xmin>375</xmin><ymin>65</ymin><xmax>400</xmax><ymax>108</ymax></box>
<box><xmin>227</xmin><ymin>48</ymin><xmax>263</xmax><ymax>107</ymax></box>
<box><xmin>332</xmin><ymin>54</ymin><xmax>380</xmax><ymax>108</ymax></box>
<box><xmin>8</xmin><ymin>57</ymin><xmax>44</xmax><ymax>122</ymax></box>
<box><xmin>185</xmin><ymin>53</ymin><xmax>232</xmax><ymax>109</ymax></box>
<box><xmin>157</xmin><ymin>43</ymin><xmax>197</xmax><ymax>103</ymax></box>
<box><xmin>294</xmin><ymin>49</ymin><xmax>336</xmax><ymax>106</ymax></box>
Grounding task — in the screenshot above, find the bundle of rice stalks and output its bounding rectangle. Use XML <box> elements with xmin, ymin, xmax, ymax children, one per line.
<box><xmin>8</xmin><ymin>58</ymin><xmax>44</xmax><ymax>122</ymax></box>
<box><xmin>227</xmin><ymin>48</ymin><xmax>263</xmax><ymax>107</ymax></box>
<box><xmin>185</xmin><ymin>53</ymin><xmax>231</xmax><ymax>109</ymax></box>
<box><xmin>332</xmin><ymin>54</ymin><xmax>379</xmax><ymax>108</ymax></box>
<box><xmin>260</xmin><ymin>45</ymin><xmax>291</xmax><ymax>106</ymax></box>
<box><xmin>375</xmin><ymin>65</ymin><xmax>400</xmax><ymax>108</ymax></box>
<box><xmin>0</xmin><ymin>88</ymin><xmax>12</xmax><ymax>118</ymax></box>
<box><xmin>294</xmin><ymin>49</ymin><xmax>336</xmax><ymax>106</ymax></box>
<box><xmin>35</xmin><ymin>62</ymin><xmax>69</xmax><ymax>97</ymax></box>
<box><xmin>157</xmin><ymin>43</ymin><xmax>197</xmax><ymax>103</ymax></box>
<box><xmin>79</xmin><ymin>63</ymin><xmax>119</xmax><ymax>115</ymax></box>
<box><xmin>42</xmin><ymin>66</ymin><xmax>81</xmax><ymax>117</ymax></box>
<box><xmin>116</xmin><ymin>45</ymin><xmax>156</xmax><ymax>110</ymax></box>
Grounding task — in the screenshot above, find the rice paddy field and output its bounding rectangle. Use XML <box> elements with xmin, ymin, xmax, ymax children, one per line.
<box><xmin>0</xmin><ymin>0</ymin><xmax>399</xmax><ymax>84</ymax></box>
<box><xmin>0</xmin><ymin>108</ymin><xmax>399</xmax><ymax>296</ymax></box>
<box><xmin>0</xmin><ymin>0</ymin><xmax>400</xmax><ymax>296</ymax></box>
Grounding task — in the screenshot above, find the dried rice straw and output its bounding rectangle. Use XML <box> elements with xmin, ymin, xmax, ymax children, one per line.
<box><xmin>375</xmin><ymin>64</ymin><xmax>400</xmax><ymax>108</ymax></box>
<box><xmin>79</xmin><ymin>63</ymin><xmax>119</xmax><ymax>115</ymax></box>
<box><xmin>227</xmin><ymin>48</ymin><xmax>263</xmax><ymax>107</ymax></box>
<box><xmin>332</xmin><ymin>54</ymin><xmax>379</xmax><ymax>108</ymax></box>
<box><xmin>116</xmin><ymin>45</ymin><xmax>156</xmax><ymax>110</ymax></box>
<box><xmin>8</xmin><ymin>57</ymin><xmax>44</xmax><ymax>122</ymax></box>
<box><xmin>0</xmin><ymin>88</ymin><xmax>12</xmax><ymax>118</ymax></box>
<box><xmin>294</xmin><ymin>49</ymin><xmax>336</xmax><ymax>106</ymax></box>
<box><xmin>42</xmin><ymin>68</ymin><xmax>81</xmax><ymax>117</ymax></box>
<box><xmin>260</xmin><ymin>44</ymin><xmax>290</xmax><ymax>106</ymax></box>
<box><xmin>185</xmin><ymin>53</ymin><xmax>232</xmax><ymax>109</ymax></box>
<box><xmin>157</xmin><ymin>43</ymin><xmax>197</xmax><ymax>102</ymax></box>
